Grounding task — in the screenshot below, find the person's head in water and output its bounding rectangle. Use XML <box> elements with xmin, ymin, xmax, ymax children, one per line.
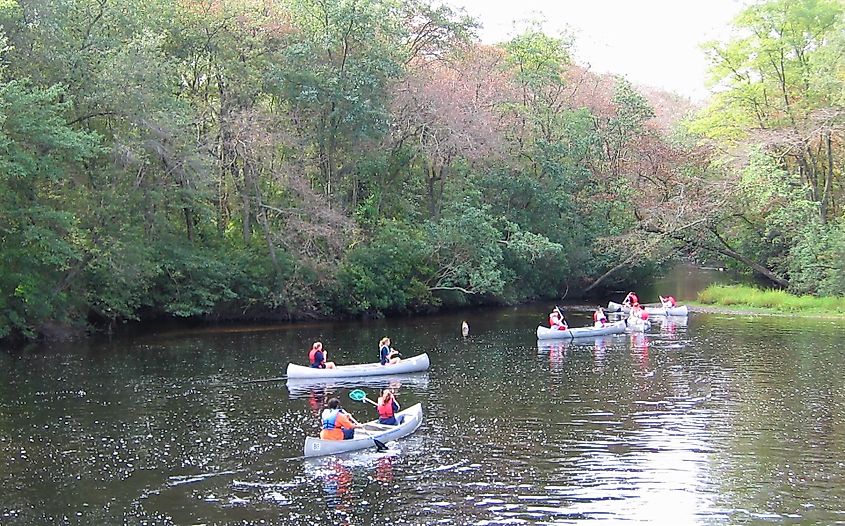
<box><xmin>327</xmin><ymin>398</ymin><xmax>340</xmax><ymax>409</ymax></box>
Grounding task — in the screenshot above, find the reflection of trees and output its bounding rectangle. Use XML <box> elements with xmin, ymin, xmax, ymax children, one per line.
<box><xmin>701</xmin><ymin>316</ymin><xmax>845</xmax><ymax>517</ymax></box>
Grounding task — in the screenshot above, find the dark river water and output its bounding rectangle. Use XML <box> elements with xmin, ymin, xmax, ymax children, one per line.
<box><xmin>2</xmin><ymin>298</ymin><xmax>845</xmax><ymax>525</ymax></box>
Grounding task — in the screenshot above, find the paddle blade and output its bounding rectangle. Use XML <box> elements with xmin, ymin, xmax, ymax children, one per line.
<box><xmin>373</xmin><ymin>439</ymin><xmax>388</xmax><ymax>452</ymax></box>
<box><xmin>349</xmin><ymin>389</ymin><xmax>366</xmax><ymax>401</ymax></box>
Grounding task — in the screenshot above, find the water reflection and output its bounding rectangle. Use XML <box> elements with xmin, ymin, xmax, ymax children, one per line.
<box><xmin>322</xmin><ymin>460</ymin><xmax>354</xmax><ymax>514</ymax></box>
<box><xmin>285</xmin><ymin>374</ymin><xmax>430</xmax><ymax>399</ymax></box>
<box><xmin>629</xmin><ymin>332</ymin><xmax>650</xmax><ymax>370</ymax></box>
<box><xmin>375</xmin><ymin>456</ymin><xmax>394</xmax><ymax>484</ymax></box>
<box><xmin>538</xmin><ymin>339</ymin><xmax>569</xmax><ymax>369</ymax></box>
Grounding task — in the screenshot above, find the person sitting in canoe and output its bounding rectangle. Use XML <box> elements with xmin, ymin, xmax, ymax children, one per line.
<box><xmin>549</xmin><ymin>307</ymin><xmax>567</xmax><ymax>330</ymax></box>
<box><xmin>320</xmin><ymin>398</ymin><xmax>362</xmax><ymax>440</ymax></box>
<box><xmin>660</xmin><ymin>295</ymin><xmax>677</xmax><ymax>308</ymax></box>
<box><xmin>379</xmin><ymin>337</ymin><xmax>401</xmax><ymax>365</ymax></box>
<box><xmin>309</xmin><ymin>341</ymin><xmax>336</xmax><ymax>369</ymax></box>
<box><xmin>377</xmin><ymin>389</ymin><xmax>404</xmax><ymax>425</ymax></box>
<box><xmin>622</xmin><ymin>291</ymin><xmax>639</xmax><ymax>308</ymax></box>
<box><xmin>593</xmin><ymin>306</ymin><xmax>608</xmax><ymax>327</ymax></box>
<box><xmin>629</xmin><ymin>303</ymin><xmax>649</xmax><ymax>321</ymax></box>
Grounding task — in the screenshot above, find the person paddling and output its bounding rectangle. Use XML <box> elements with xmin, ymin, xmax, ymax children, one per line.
<box><xmin>309</xmin><ymin>341</ymin><xmax>336</xmax><ymax>369</ymax></box>
<box><xmin>376</xmin><ymin>389</ymin><xmax>404</xmax><ymax>425</ymax></box>
<box><xmin>379</xmin><ymin>337</ymin><xmax>401</xmax><ymax>365</ymax></box>
<box><xmin>320</xmin><ymin>398</ymin><xmax>362</xmax><ymax>440</ymax></box>
<box><xmin>549</xmin><ymin>307</ymin><xmax>567</xmax><ymax>330</ymax></box>
<box><xmin>660</xmin><ymin>295</ymin><xmax>677</xmax><ymax>308</ymax></box>
<box><xmin>629</xmin><ymin>303</ymin><xmax>649</xmax><ymax>322</ymax></box>
<box><xmin>622</xmin><ymin>291</ymin><xmax>639</xmax><ymax>308</ymax></box>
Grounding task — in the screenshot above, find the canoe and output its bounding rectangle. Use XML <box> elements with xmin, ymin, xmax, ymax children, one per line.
<box><xmin>286</xmin><ymin>353</ymin><xmax>430</xmax><ymax>379</ymax></box>
<box><xmin>607</xmin><ymin>301</ymin><xmax>689</xmax><ymax>317</ymax></box>
<box><xmin>625</xmin><ymin>318</ymin><xmax>651</xmax><ymax>332</ymax></box>
<box><xmin>303</xmin><ymin>403</ymin><xmax>423</xmax><ymax>458</ymax></box>
<box><xmin>536</xmin><ymin>320</ymin><xmax>627</xmax><ymax>340</ymax></box>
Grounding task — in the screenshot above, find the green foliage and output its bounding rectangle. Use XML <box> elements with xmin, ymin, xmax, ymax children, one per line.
<box><xmin>787</xmin><ymin>219</ymin><xmax>845</xmax><ymax>296</ymax></box>
<box><xmin>429</xmin><ymin>198</ymin><xmax>505</xmax><ymax>295</ymax></box>
<box><xmin>698</xmin><ymin>284</ymin><xmax>845</xmax><ymax>314</ymax></box>
<box><xmin>0</xmin><ymin>79</ymin><xmax>102</xmax><ymax>338</ymax></box>
<box><xmin>689</xmin><ymin>0</ymin><xmax>845</xmax><ymax>292</ymax></box>
<box><xmin>6</xmin><ymin>0</ymin><xmax>839</xmax><ymax>341</ymax></box>
<box><xmin>504</xmin><ymin>29</ymin><xmax>571</xmax><ymax>90</ymax></box>
<box><xmin>148</xmin><ymin>243</ymin><xmax>241</xmax><ymax>318</ymax></box>
<box><xmin>335</xmin><ymin>221</ymin><xmax>433</xmax><ymax>315</ymax></box>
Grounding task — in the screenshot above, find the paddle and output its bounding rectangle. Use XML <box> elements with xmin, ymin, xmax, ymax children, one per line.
<box><xmin>555</xmin><ymin>305</ymin><xmax>570</xmax><ymax>328</ymax></box>
<box><xmin>349</xmin><ymin>389</ymin><xmax>377</xmax><ymax>406</ymax></box>
<box><xmin>348</xmin><ymin>390</ymin><xmax>389</xmax><ymax>452</ymax></box>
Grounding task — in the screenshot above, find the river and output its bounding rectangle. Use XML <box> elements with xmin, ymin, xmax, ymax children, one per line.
<box><xmin>2</xmin><ymin>293</ymin><xmax>845</xmax><ymax>524</ymax></box>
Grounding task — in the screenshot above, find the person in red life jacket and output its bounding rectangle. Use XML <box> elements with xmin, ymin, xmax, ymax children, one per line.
<box><xmin>320</xmin><ymin>398</ymin><xmax>361</xmax><ymax>440</ymax></box>
<box><xmin>309</xmin><ymin>341</ymin><xmax>336</xmax><ymax>369</ymax></box>
<box><xmin>376</xmin><ymin>389</ymin><xmax>404</xmax><ymax>426</ymax></box>
<box><xmin>379</xmin><ymin>337</ymin><xmax>401</xmax><ymax>365</ymax></box>
<box><xmin>593</xmin><ymin>306</ymin><xmax>608</xmax><ymax>327</ymax></box>
<box><xmin>549</xmin><ymin>307</ymin><xmax>567</xmax><ymax>330</ymax></box>
<box><xmin>622</xmin><ymin>291</ymin><xmax>639</xmax><ymax>308</ymax></box>
<box><xmin>660</xmin><ymin>295</ymin><xmax>677</xmax><ymax>308</ymax></box>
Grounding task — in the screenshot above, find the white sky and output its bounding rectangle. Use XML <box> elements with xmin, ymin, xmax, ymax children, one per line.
<box><xmin>443</xmin><ymin>0</ymin><xmax>750</xmax><ymax>101</ymax></box>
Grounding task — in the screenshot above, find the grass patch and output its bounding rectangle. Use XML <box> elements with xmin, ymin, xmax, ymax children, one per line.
<box><xmin>697</xmin><ymin>284</ymin><xmax>845</xmax><ymax>314</ymax></box>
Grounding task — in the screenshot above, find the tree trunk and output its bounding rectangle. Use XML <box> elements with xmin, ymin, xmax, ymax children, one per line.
<box><xmin>427</xmin><ymin>161</ymin><xmax>437</xmax><ymax>219</ymax></box>
<box><xmin>820</xmin><ymin>131</ymin><xmax>833</xmax><ymax>224</ymax></box>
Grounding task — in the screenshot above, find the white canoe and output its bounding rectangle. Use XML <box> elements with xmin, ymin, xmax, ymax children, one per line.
<box><xmin>536</xmin><ymin>320</ymin><xmax>627</xmax><ymax>340</ymax></box>
<box><xmin>286</xmin><ymin>353</ymin><xmax>430</xmax><ymax>379</ymax></box>
<box><xmin>607</xmin><ymin>301</ymin><xmax>689</xmax><ymax>317</ymax></box>
<box><xmin>625</xmin><ymin>318</ymin><xmax>652</xmax><ymax>332</ymax></box>
<box><xmin>303</xmin><ymin>403</ymin><xmax>423</xmax><ymax>458</ymax></box>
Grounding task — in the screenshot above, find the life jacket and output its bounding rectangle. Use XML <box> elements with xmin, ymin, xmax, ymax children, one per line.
<box><xmin>309</xmin><ymin>348</ymin><xmax>323</xmax><ymax>367</ymax></box>
<box><xmin>641</xmin><ymin>311</ymin><xmax>649</xmax><ymax>320</ymax></box>
<box><xmin>379</xmin><ymin>345</ymin><xmax>390</xmax><ymax>365</ymax></box>
<box><xmin>667</xmin><ymin>296</ymin><xmax>676</xmax><ymax>307</ymax></box>
<box><xmin>321</xmin><ymin>409</ymin><xmax>340</xmax><ymax>430</ymax></box>
<box><xmin>377</xmin><ymin>399</ymin><xmax>395</xmax><ymax>419</ymax></box>
<box><xmin>593</xmin><ymin>311</ymin><xmax>606</xmax><ymax>323</ymax></box>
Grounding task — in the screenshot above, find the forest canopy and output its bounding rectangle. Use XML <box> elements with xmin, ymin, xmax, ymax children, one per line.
<box><xmin>0</xmin><ymin>0</ymin><xmax>843</xmax><ymax>340</ymax></box>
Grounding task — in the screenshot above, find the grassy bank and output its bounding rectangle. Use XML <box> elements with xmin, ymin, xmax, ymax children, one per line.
<box><xmin>696</xmin><ymin>285</ymin><xmax>845</xmax><ymax>315</ymax></box>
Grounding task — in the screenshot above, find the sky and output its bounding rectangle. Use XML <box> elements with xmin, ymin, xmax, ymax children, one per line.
<box><xmin>443</xmin><ymin>0</ymin><xmax>750</xmax><ymax>101</ymax></box>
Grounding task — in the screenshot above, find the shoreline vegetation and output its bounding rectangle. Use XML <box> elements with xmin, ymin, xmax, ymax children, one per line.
<box><xmin>1</xmin><ymin>0</ymin><xmax>844</xmax><ymax>343</ymax></box>
<box><xmin>692</xmin><ymin>285</ymin><xmax>845</xmax><ymax>317</ymax></box>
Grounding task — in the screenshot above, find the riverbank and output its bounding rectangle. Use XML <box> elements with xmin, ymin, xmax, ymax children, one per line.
<box><xmin>692</xmin><ymin>284</ymin><xmax>845</xmax><ymax>318</ymax></box>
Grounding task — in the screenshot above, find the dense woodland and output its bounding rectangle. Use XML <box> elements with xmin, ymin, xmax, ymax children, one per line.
<box><xmin>0</xmin><ymin>0</ymin><xmax>843</xmax><ymax>341</ymax></box>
